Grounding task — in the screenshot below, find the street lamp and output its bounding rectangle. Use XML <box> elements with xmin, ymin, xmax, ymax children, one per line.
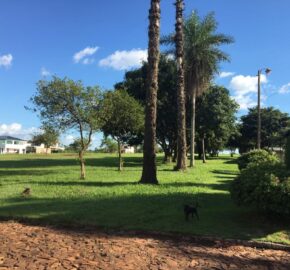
<box><xmin>257</xmin><ymin>67</ymin><xmax>271</xmax><ymax>149</ymax></box>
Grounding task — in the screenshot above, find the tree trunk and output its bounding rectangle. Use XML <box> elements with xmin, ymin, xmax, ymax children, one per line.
<box><xmin>140</xmin><ymin>0</ymin><xmax>160</xmax><ymax>184</ymax></box>
<box><xmin>202</xmin><ymin>137</ymin><xmax>206</xmax><ymax>163</ymax></box>
<box><xmin>175</xmin><ymin>0</ymin><xmax>187</xmax><ymax>171</ymax></box>
<box><xmin>173</xmin><ymin>144</ymin><xmax>177</xmax><ymax>162</ymax></box>
<box><xmin>163</xmin><ymin>149</ymin><xmax>173</xmax><ymax>163</ymax></box>
<box><xmin>118</xmin><ymin>140</ymin><xmax>123</xmax><ymax>171</ymax></box>
<box><xmin>79</xmin><ymin>150</ymin><xmax>86</xmax><ymax>179</ymax></box>
<box><xmin>189</xmin><ymin>88</ymin><xmax>196</xmax><ymax>167</ymax></box>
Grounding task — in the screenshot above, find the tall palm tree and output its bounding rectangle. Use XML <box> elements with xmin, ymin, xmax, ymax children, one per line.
<box><xmin>162</xmin><ymin>12</ymin><xmax>233</xmax><ymax>167</ymax></box>
<box><xmin>175</xmin><ymin>0</ymin><xmax>187</xmax><ymax>171</ymax></box>
<box><xmin>140</xmin><ymin>0</ymin><xmax>161</xmax><ymax>184</ymax></box>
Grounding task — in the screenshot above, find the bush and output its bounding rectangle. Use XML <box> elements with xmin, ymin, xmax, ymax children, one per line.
<box><xmin>231</xmin><ymin>159</ymin><xmax>290</xmax><ymax>216</ymax></box>
<box><xmin>237</xmin><ymin>149</ymin><xmax>279</xmax><ymax>171</ymax></box>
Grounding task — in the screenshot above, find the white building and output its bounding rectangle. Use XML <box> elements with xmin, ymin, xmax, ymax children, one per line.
<box><xmin>122</xmin><ymin>145</ymin><xmax>135</xmax><ymax>154</ymax></box>
<box><xmin>27</xmin><ymin>143</ymin><xmax>65</xmax><ymax>154</ymax></box>
<box><xmin>0</xmin><ymin>136</ymin><xmax>30</xmax><ymax>154</ymax></box>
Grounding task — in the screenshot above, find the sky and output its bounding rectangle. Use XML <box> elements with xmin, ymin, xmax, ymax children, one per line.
<box><xmin>1</xmin><ymin>0</ymin><xmax>290</xmax><ymax>147</ymax></box>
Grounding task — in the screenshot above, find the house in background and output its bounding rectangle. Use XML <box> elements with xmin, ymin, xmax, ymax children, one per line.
<box><xmin>122</xmin><ymin>145</ymin><xmax>135</xmax><ymax>154</ymax></box>
<box><xmin>0</xmin><ymin>136</ymin><xmax>30</xmax><ymax>154</ymax></box>
<box><xmin>27</xmin><ymin>143</ymin><xmax>64</xmax><ymax>154</ymax></box>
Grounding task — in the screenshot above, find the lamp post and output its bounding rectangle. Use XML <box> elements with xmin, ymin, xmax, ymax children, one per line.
<box><xmin>257</xmin><ymin>68</ymin><xmax>271</xmax><ymax>149</ymax></box>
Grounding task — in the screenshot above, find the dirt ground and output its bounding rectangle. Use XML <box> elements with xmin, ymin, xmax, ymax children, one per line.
<box><xmin>0</xmin><ymin>222</ymin><xmax>289</xmax><ymax>270</ymax></box>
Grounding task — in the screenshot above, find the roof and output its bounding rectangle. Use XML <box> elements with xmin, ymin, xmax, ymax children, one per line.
<box><xmin>0</xmin><ymin>136</ymin><xmax>26</xmax><ymax>141</ymax></box>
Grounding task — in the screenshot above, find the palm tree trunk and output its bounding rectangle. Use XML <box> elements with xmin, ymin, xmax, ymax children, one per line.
<box><xmin>175</xmin><ymin>0</ymin><xmax>187</xmax><ymax>171</ymax></box>
<box><xmin>140</xmin><ymin>0</ymin><xmax>160</xmax><ymax>184</ymax></box>
<box><xmin>189</xmin><ymin>88</ymin><xmax>196</xmax><ymax>167</ymax></box>
<box><xmin>202</xmin><ymin>136</ymin><xmax>206</xmax><ymax>163</ymax></box>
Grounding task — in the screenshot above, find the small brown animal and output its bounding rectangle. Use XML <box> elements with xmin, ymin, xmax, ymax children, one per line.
<box><xmin>22</xmin><ymin>188</ymin><xmax>31</xmax><ymax>196</ymax></box>
<box><xmin>184</xmin><ymin>203</ymin><xmax>200</xmax><ymax>221</ymax></box>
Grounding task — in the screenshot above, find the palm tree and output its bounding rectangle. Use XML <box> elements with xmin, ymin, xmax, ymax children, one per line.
<box><xmin>175</xmin><ymin>0</ymin><xmax>187</xmax><ymax>171</ymax></box>
<box><xmin>140</xmin><ymin>0</ymin><xmax>161</xmax><ymax>184</ymax></box>
<box><xmin>162</xmin><ymin>12</ymin><xmax>233</xmax><ymax>167</ymax></box>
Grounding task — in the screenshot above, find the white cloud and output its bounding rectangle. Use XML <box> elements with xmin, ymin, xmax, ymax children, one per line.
<box><xmin>230</xmin><ymin>74</ymin><xmax>268</xmax><ymax>110</ymax></box>
<box><xmin>40</xmin><ymin>67</ymin><xmax>51</xmax><ymax>77</ymax></box>
<box><xmin>73</xmin><ymin>46</ymin><xmax>99</xmax><ymax>64</ymax></box>
<box><xmin>279</xmin><ymin>83</ymin><xmax>290</xmax><ymax>94</ymax></box>
<box><xmin>219</xmin><ymin>71</ymin><xmax>235</xmax><ymax>78</ymax></box>
<box><xmin>166</xmin><ymin>54</ymin><xmax>175</xmax><ymax>60</ymax></box>
<box><xmin>62</xmin><ymin>134</ymin><xmax>75</xmax><ymax>146</ymax></box>
<box><xmin>82</xmin><ymin>58</ymin><xmax>95</xmax><ymax>65</ymax></box>
<box><xmin>0</xmin><ymin>54</ymin><xmax>13</xmax><ymax>68</ymax></box>
<box><xmin>0</xmin><ymin>123</ymin><xmax>39</xmax><ymax>140</ymax></box>
<box><xmin>99</xmin><ymin>49</ymin><xmax>147</xmax><ymax>70</ymax></box>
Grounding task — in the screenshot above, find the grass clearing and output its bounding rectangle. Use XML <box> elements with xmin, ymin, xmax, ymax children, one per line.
<box><xmin>0</xmin><ymin>153</ymin><xmax>289</xmax><ymax>245</ymax></box>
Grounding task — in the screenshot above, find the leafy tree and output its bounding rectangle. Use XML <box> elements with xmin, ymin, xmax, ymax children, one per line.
<box><xmin>101</xmin><ymin>90</ymin><xmax>144</xmax><ymax>171</ymax></box>
<box><xmin>115</xmin><ymin>55</ymin><xmax>179</xmax><ymax>163</ymax></box>
<box><xmin>140</xmin><ymin>0</ymin><xmax>161</xmax><ymax>184</ymax></box>
<box><xmin>29</xmin><ymin>76</ymin><xmax>102</xmax><ymax>179</ymax></box>
<box><xmin>161</xmin><ymin>11</ymin><xmax>233</xmax><ymax>167</ymax></box>
<box><xmin>31</xmin><ymin>125</ymin><xmax>59</xmax><ymax>154</ymax></box>
<box><xmin>174</xmin><ymin>0</ymin><xmax>187</xmax><ymax>171</ymax></box>
<box><xmin>226</xmin><ymin>126</ymin><xmax>241</xmax><ymax>157</ymax></box>
<box><xmin>67</xmin><ymin>138</ymin><xmax>89</xmax><ymax>152</ymax></box>
<box><xmin>98</xmin><ymin>137</ymin><xmax>118</xmax><ymax>153</ymax></box>
<box><xmin>195</xmin><ymin>85</ymin><xmax>238</xmax><ymax>160</ymax></box>
<box><xmin>239</xmin><ymin>107</ymin><xmax>290</xmax><ymax>153</ymax></box>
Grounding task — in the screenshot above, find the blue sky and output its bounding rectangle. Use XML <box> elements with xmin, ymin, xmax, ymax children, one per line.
<box><xmin>1</xmin><ymin>0</ymin><xmax>290</xmax><ymax>146</ymax></box>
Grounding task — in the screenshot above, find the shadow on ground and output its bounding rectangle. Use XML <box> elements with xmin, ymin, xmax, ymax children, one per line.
<box><xmin>0</xmin><ymin>191</ymin><xmax>289</xmax><ymax>243</ymax></box>
<box><xmin>8</xmin><ymin>180</ymin><xmax>231</xmax><ymax>192</ymax></box>
<box><xmin>0</xmin><ymin>156</ymin><xmax>148</xmax><ymax>169</ymax></box>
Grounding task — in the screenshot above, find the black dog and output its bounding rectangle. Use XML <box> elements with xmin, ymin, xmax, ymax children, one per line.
<box><xmin>184</xmin><ymin>203</ymin><xmax>200</xmax><ymax>221</ymax></box>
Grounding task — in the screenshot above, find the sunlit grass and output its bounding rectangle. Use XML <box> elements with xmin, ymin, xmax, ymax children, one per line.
<box><xmin>0</xmin><ymin>153</ymin><xmax>289</xmax><ymax>245</ymax></box>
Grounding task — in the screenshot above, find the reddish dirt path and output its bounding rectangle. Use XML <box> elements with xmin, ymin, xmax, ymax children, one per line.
<box><xmin>0</xmin><ymin>222</ymin><xmax>289</xmax><ymax>270</ymax></box>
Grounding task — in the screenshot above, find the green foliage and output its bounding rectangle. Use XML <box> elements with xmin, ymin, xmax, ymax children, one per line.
<box><xmin>31</xmin><ymin>125</ymin><xmax>59</xmax><ymax>148</ymax></box>
<box><xmin>115</xmin><ymin>55</ymin><xmax>178</xmax><ymax>157</ymax></box>
<box><xmin>231</xmin><ymin>160</ymin><xmax>290</xmax><ymax>216</ymax></box>
<box><xmin>98</xmin><ymin>137</ymin><xmax>118</xmax><ymax>153</ymax></box>
<box><xmin>226</xmin><ymin>126</ymin><xmax>241</xmax><ymax>155</ymax></box>
<box><xmin>29</xmin><ymin>76</ymin><xmax>103</xmax><ymax>179</ymax></box>
<box><xmin>101</xmin><ymin>90</ymin><xmax>144</xmax><ymax>145</ymax></box>
<box><xmin>195</xmin><ymin>85</ymin><xmax>239</xmax><ymax>156</ymax></box>
<box><xmin>237</xmin><ymin>149</ymin><xmax>279</xmax><ymax>171</ymax></box>
<box><xmin>239</xmin><ymin>107</ymin><xmax>290</xmax><ymax>153</ymax></box>
<box><xmin>66</xmin><ymin>138</ymin><xmax>90</xmax><ymax>152</ymax></box>
<box><xmin>285</xmin><ymin>135</ymin><xmax>290</xmax><ymax>170</ymax></box>
<box><xmin>31</xmin><ymin>77</ymin><xmax>102</xmax><ymax>134</ymax></box>
<box><xmin>161</xmin><ymin>11</ymin><xmax>234</xmax><ymax>95</ymax></box>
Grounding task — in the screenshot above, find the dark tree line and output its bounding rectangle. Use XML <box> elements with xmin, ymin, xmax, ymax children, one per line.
<box><xmin>234</xmin><ymin>107</ymin><xmax>290</xmax><ymax>153</ymax></box>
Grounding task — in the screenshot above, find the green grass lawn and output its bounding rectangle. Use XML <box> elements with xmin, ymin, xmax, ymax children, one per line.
<box><xmin>0</xmin><ymin>153</ymin><xmax>289</xmax><ymax>245</ymax></box>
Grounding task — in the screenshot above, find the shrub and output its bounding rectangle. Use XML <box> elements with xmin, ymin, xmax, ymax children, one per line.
<box><xmin>237</xmin><ymin>149</ymin><xmax>279</xmax><ymax>171</ymax></box>
<box><xmin>231</xmin><ymin>159</ymin><xmax>290</xmax><ymax>216</ymax></box>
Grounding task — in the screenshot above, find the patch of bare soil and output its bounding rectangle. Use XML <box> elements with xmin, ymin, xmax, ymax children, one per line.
<box><xmin>0</xmin><ymin>222</ymin><xmax>289</xmax><ymax>270</ymax></box>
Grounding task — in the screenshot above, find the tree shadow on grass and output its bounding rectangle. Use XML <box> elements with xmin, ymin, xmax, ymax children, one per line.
<box><xmin>9</xmin><ymin>179</ymin><xmax>230</xmax><ymax>192</ymax></box>
<box><xmin>0</xmin><ymin>192</ymin><xmax>289</xmax><ymax>244</ymax></box>
<box><xmin>211</xmin><ymin>169</ymin><xmax>239</xmax><ymax>176</ymax></box>
<box><xmin>0</xmin><ymin>169</ymin><xmax>57</xmax><ymax>177</ymax></box>
<box><xmin>17</xmin><ymin>180</ymin><xmax>138</xmax><ymax>187</ymax></box>
<box><xmin>0</xmin><ymin>156</ymin><xmax>147</xmax><ymax>169</ymax></box>
<box><xmin>162</xmin><ymin>181</ymin><xmax>230</xmax><ymax>191</ymax></box>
